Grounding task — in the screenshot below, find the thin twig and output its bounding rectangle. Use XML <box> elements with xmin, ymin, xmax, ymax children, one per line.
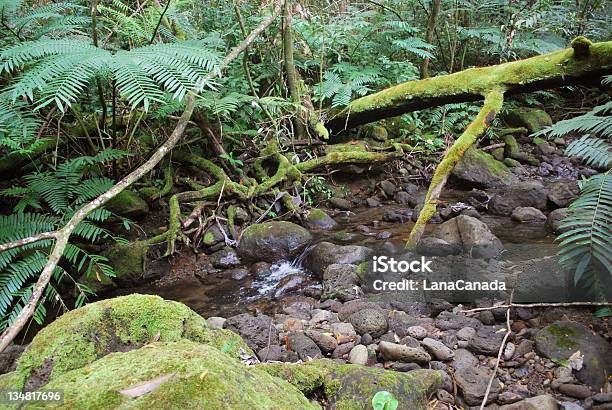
<box><xmin>461</xmin><ymin>301</ymin><xmax>612</xmax><ymax>314</ymax></box>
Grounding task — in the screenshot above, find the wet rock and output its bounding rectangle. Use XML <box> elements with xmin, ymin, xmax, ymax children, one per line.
<box><xmin>468</xmin><ymin>326</ymin><xmax>506</xmax><ymax>356</ymax></box>
<box><xmin>378</xmin><ymin>341</ymin><xmax>431</xmax><ymax>364</ymax></box>
<box><xmin>250</xmin><ymin>261</ymin><xmax>272</xmax><ymax>278</ymax></box>
<box><xmin>224</xmin><ymin>313</ymin><xmax>278</xmax><ymax>350</ymax></box>
<box><xmin>227</xmin><ymin>268</ymin><xmax>248</xmax><ymax>280</ymax></box>
<box><xmin>348</xmin><ymin>309</ymin><xmax>388</xmax><ymax>338</ymax></box>
<box><xmin>593</xmin><ymin>393</ymin><xmax>612</xmax><ymax>403</ymax></box>
<box><xmin>210</xmin><ymin>248</ymin><xmax>242</xmax><ymax>269</ymax></box>
<box><xmin>498</xmin><ymin>391</ymin><xmax>526</xmax><ymax>405</ymax></box>
<box><xmin>304</xmin><ymin>242</ymin><xmax>372</xmax><ymax>277</ymax></box>
<box><xmin>407</xmin><ymin>326</ymin><xmax>427</xmax><ymax>340</ymax></box>
<box><xmin>433</xmin><ymin>215</ymin><xmax>503</xmax><ymax>259</ymax></box>
<box><xmin>513</xmin><ymin>339</ymin><xmax>534</xmax><ymax>359</ymax></box>
<box><xmin>257</xmin><ymin>345</ymin><xmax>282</xmax><ymax>362</ymax></box>
<box><xmin>394</xmin><ymin>191</ymin><xmax>416</xmax><ymax>206</ymax></box>
<box><xmin>286</xmin><ymin>332</ymin><xmax>322</xmax><ymax>360</ymax></box>
<box><xmin>421</xmin><ymin>338</ymin><xmax>454</xmax><ymax>361</ymax></box>
<box><xmin>436</xmin><ymin>311</ymin><xmax>482</xmax><ymax>331</ymax></box>
<box><xmin>535</xmin><ymin>142</ymin><xmax>557</xmax><ymax>156</ymax></box>
<box><xmin>304</xmin><ymin>330</ymin><xmax>337</xmax><ymax>353</ymax></box>
<box><xmin>309</xmin><ymin>309</ymin><xmax>338</xmax><ymax>326</ymax></box>
<box><xmin>348</xmin><ymin>345</ymin><xmax>369</xmax><ymax>365</ymax></box>
<box><xmin>455</xmin><ymin>365</ymin><xmax>500</xmax><ymax>405</ymax></box>
<box><xmin>382</xmin><ymin>210</ymin><xmax>408</xmax><ymax>223</ymax></box>
<box><xmin>452</xmin><ymin>147</ymin><xmax>513</xmax><ymax>188</ymax></box>
<box><xmin>489</xmin><ymin>181</ymin><xmax>548</xmax><ymax>215</ymax></box>
<box><xmin>366</xmin><ymin>197</ymin><xmax>381</xmax><ymax>207</ymax></box>
<box><xmin>547</xmin><ymin>208</ymin><xmax>572</xmax><ymax>234</ymax></box>
<box><xmin>558</xmin><ymin>384</ymin><xmax>593</xmax><ymax>399</ymax></box>
<box><xmin>513</xmin><ymin>256</ymin><xmax>572</xmax><ymax>303</ymax></box>
<box><xmin>511</xmin><ymin>207</ymin><xmax>547</xmax><ymax>223</ymax></box>
<box><xmin>416</xmin><ymin>237</ymin><xmax>462</xmax><ymax>257</ymax></box>
<box><xmin>377</xmin><ymin>231</ymin><xmax>392</xmax><ymax>240</ymax></box>
<box><xmin>303</xmin><ymin>208</ymin><xmax>338</xmax><ymax>230</ymax></box>
<box><xmin>238</xmin><ymin>221</ymin><xmax>312</xmax><ymax>263</ymax></box>
<box><xmin>329</xmin><ymin>197</ymin><xmax>351</xmax><ymax>211</ymax></box>
<box><xmin>535</xmin><ymin>321</ymin><xmax>612</xmax><ymax>389</ymax></box>
<box><xmin>380</xmin><ymin>180</ymin><xmax>397</xmax><ymax>197</ymax></box>
<box><xmin>548</xmin><ymin>180</ymin><xmax>580</xmax><ymax>208</ymax></box>
<box><xmin>499</xmin><ymin>394</ymin><xmax>559</xmax><ymax>410</ymax></box>
<box><xmin>322</xmin><ymin>264</ymin><xmax>360</xmax><ymax>302</ymax></box>
<box><xmin>274</xmin><ymin>274</ymin><xmax>312</xmax><ymax>298</ymax></box>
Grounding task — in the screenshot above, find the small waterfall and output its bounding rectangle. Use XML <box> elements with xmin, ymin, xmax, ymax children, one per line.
<box><xmin>291</xmin><ymin>243</ymin><xmax>317</xmax><ymax>268</ymax></box>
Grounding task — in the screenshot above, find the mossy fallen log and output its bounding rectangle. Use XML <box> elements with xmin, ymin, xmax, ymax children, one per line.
<box><xmin>326</xmin><ymin>37</ymin><xmax>612</xmax><ymax>133</ymax></box>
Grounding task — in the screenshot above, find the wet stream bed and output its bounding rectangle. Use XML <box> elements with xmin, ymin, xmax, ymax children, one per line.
<box><xmin>110</xmin><ymin>188</ymin><xmax>559</xmax><ymax>319</ymax></box>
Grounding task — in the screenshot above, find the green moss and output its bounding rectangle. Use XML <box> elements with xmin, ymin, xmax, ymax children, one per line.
<box><xmin>543</xmin><ymin>324</ymin><xmax>578</xmax><ymax>350</ymax></box>
<box><xmin>14</xmin><ymin>295</ymin><xmax>250</xmax><ymax>389</ymax></box>
<box><xmin>325</xmin><ymin>142</ymin><xmax>369</xmax><ymax>154</ymax></box>
<box><xmin>533</xmin><ymin>136</ymin><xmax>546</xmax><ymax>145</ymax></box>
<box><xmin>503</xmin><ymin>158</ymin><xmax>521</xmax><ymax>167</ymax></box>
<box><xmin>308</xmin><ymin>209</ymin><xmax>328</xmax><ymax>222</ymax></box>
<box><xmin>101</xmin><ymin>241</ymin><xmax>148</xmax><ymax>284</ymax></box>
<box><xmin>106</xmin><ymin>190</ymin><xmax>149</xmax><ymax>218</ymax></box>
<box><xmin>503</xmin><ymin>107</ymin><xmax>552</xmax><ymax>133</ymax></box>
<box><xmin>260</xmin><ymin>359</ymin><xmax>336</xmax><ymax>395</ymax></box>
<box><xmin>502</xmin><ymin>134</ymin><xmax>521</xmax><ymax>158</ymax></box>
<box><xmin>34</xmin><ymin>341</ymin><xmax>317</xmax><ymax>410</ymax></box>
<box><xmin>359</xmin><ymin>124</ymin><xmax>389</xmax><ymax>141</ymax></box>
<box><xmin>491</xmin><ymin>147</ymin><xmax>504</xmax><ymax>161</ymax></box>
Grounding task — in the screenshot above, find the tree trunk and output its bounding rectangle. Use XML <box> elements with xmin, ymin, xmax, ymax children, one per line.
<box><xmin>282</xmin><ymin>0</ymin><xmax>306</xmax><ymax>139</ymax></box>
<box><xmin>326</xmin><ymin>38</ymin><xmax>612</xmax><ymax>133</ymax></box>
<box><xmin>420</xmin><ymin>0</ymin><xmax>441</xmax><ymax>78</ymax></box>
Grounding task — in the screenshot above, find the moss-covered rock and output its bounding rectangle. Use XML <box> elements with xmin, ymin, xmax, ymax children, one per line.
<box><xmin>34</xmin><ymin>341</ymin><xmax>317</xmax><ymax>409</ymax></box>
<box><xmin>261</xmin><ymin>359</ymin><xmax>442</xmax><ymax>410</ymax></box>
<box><xmin>502</xmin><ymin>134</ymin><xmax>521</xmax><ymax>159</ymax></box>
<box><xmin>237</xmin><ymin>221</ymin><xmax>312</xmax><ymax>263</ymax></box>
<box><xmin>325</xmin><ymin>141</ymin><xmax>369</xmax><ymax>154</ymax></box>
<box><xmin>13</xmin><ymin>295</ymin><xmax>250</xmax><ymax>390</ymax></box>
<box><xmin>359</xmin><ymin>124</ymin><xmax>389</xmax><ymax>142</ymax></box>
<box><xmin>303</xmin><ymin>209</ymin><xmax>338</xmax><ymax>230</ymax></box>
<box><xmin>452</xmin><ymin>147</ymin><xmax>513</xmax><ymax>188</ymax></box>
<box><xmin>100</xmin><ymin>241</ymin><xmax>148</xmax><ymax>285</ymax></box>
<box><xmin>535</xmin><ymin>321</ymin><xmax>612</xmax><ymax>389</ymax></box>
<box><xmin>106</xmin><ymin>190</ymin><xmax>149</xmax><ymax>219</ymax></box>
<box><xmin>502</xmin><ymin>107</ymin><xmax>552</xmax><ymax>133</ymax></box>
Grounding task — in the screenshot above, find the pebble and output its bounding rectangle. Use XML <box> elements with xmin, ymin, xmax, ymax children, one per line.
<box><xmin>407</xmin><ymin>326</ymin><xmax>428</xmax><ymax>340</ymax></box>
<box><xmin>332</xmin><ymin>342</ymin><xmax>355</xmax><ymax>359</ymax></box>
<box><xmin>348</xmin><ymin>345</ymin><xmax>369</xmax><ymax>365</ymax></box>
<box><xmin>378</xmin><ymin>341</ymin><xmax>431</xmax><ymax>364</ymax></box>
<box><xmin>456</xmin><ymin>327</ymin><xmax>476</xmax><ymax>341</ymax></box>
<box><xmin>504</xmin><ymin>342</ymin><xmax>516</xmax><ymax>360</ymax></box>
<box><xmin>436</xmin><ymin>389</ymin><xmax>454</xmax><ymax>404</ymax></box>
<box><xmin>421</xmin><ymin>338</ymin><xmax>454</xmax><ymax>361</ymax></box>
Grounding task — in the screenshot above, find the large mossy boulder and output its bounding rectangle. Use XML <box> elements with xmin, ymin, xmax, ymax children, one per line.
<box><xmin>35</xmin><ymin>341</ymin><xmax>316</xmax><ymax>409</ymax></box>
<box><xmin>238</xmin><ymin>221</ymin><xmax>312</xmax><ymax>263</ymax></box>
<box><xmin>503</xmin><ymin>107</ymin><xmax>552</xmax><ymax>133</ymax></box>
<box><xmin>12</xmin><ymin>294</ymin><xmax>249</xmax><ymax>390</ymax></box>
<box><xmin>105</xmin><ymin>190</ymin><xmax>149</xmax><ymax>219</ymax></box>
<box><xmin>262</xmin><ymin>359</ymin><xmax>443</xmax><ymax>410</ymax></box>
<box><xmin>535</xmin><ymin>321</ymin><xmax>612</xmax><ymax>389</ymax></box>
<box><xmin>452</xmin><ymin>147</ymin><xmax>513</xmax><ymax>188</ymax></box>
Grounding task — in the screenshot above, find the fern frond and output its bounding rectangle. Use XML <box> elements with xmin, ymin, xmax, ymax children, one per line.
<box><xmin>565</xmin><ymin>136</ymin><xmax>612</xmax><ymax>169</ymax></box>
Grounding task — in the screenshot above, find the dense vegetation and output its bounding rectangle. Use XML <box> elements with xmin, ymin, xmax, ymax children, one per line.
<box><xmin>0</xmin><ymin>0</ymin><xmax>610</xmax><ymax>343</ymax></box>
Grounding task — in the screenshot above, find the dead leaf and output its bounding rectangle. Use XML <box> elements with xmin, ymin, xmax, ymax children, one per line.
<box><xmin>568</xmin><ymin>350</ymin><xmax>584</xmax><ymax>371</ymax></box>
<box><xmin>119</xmin><ymin>372</ymin><xmax>177</xmax><ymax>398</ymax></box>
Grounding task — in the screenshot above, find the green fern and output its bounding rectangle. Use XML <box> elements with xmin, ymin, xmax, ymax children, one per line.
<box><xmin>1</xmin><ymin>39</ymin><xmax>222</xmax><ymax>111</ymax></box>
<box><xmin>557</xmin><ymin>171</ymin><xmax>611</xmax><ymax>299</ymax></box>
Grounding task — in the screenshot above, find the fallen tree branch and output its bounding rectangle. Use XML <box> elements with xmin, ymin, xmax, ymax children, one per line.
<box><xmin>326</xmin><ymin>37</ymin><xmax>612</xmax><ymax>133</ymax></box>
<box><xmin>460</xmin><ymin>301</ymin><xmax>612</xmax><ymax>314</ymax></box>
<box><xmin>0</xmin><ymin>0</ymin><xmax>285</xmax><ymax>353</ymax></box>
<box><xmin>480</xmin><ymin>292</ymin><xmax>513</xmax><ymax>410</ymax></box>
<box><xmin>407</xmin><ymin>88</ymin><xmax>504</xmax><ymax>248</ymax></box>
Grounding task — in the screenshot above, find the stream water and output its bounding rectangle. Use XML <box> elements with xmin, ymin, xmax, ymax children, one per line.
<box><xmin>111</xmin><ymin>188</ymin><xmax>558</xmax><ymax>318</ymax></box>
